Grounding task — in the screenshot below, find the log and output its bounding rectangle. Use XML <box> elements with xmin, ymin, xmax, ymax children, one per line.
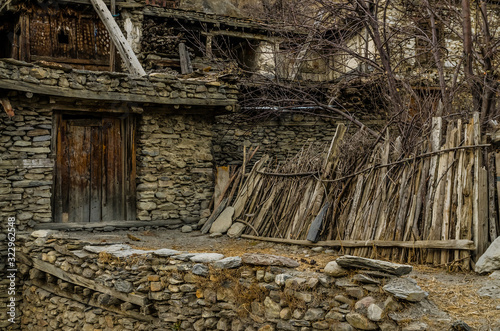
<box><xmin>241</xmin><ymin>235</ymin><xmax>475</xmax><ymax>250</ymax></box>
<box><xmin>32</xmin><ymin>258</ymin><xmax>148</xmax><ymax>306</ymax></box>
<box><xmin>89</xmin><ymin>0</ymin><xmax>146</xmax><ymax>76</ymax></box>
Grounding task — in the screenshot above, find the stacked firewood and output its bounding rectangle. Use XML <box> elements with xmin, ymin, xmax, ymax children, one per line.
<box><xmin>141</xmin><ymin>19</ymin><xmax>183</xmax><ymax>56</ymax></box>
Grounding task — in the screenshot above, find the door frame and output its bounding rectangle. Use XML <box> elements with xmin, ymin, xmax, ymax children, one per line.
<box><xmin>52</xmin><ymin>111</ymin><xmax>136</xmax><ymax>223</ymax></box>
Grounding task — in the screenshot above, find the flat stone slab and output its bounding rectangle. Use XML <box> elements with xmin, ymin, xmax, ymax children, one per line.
<box><xmin>336</xmin><ymin>255</ymin><xmax>413</xmax><ymax>276</ymax></box>
<box><xmin>190</xmin><ymin>253</ymin><xmax>225</xmax><ymax>263</ymax></box>
<box><xmin>31</xmin><ymin>230</ymin><xmax>56</xmax><ymax>238</ymax></box>
<box><xmin>212</xmin><ymin>256</ymin><xmax>242</xmax><ymax>269</ymax></box>
<box><xmin>477</xmin><ymin>282</ymin><xmax>500</xmax><ymax>299</ymax></box>
<box><xmin>210</xmin><ymin>206</ymin><xmax>234</xmax><ymax>234</ymax></box>
<box><xmin>242</xmin><ymin>253</ymin><xmax>300</xmax><ymax>268</ymax></box>
<box><xmin>383</xmin><ymin>278</ymin><xmax>428</xmax><ymax>302</ymax></box>
<box><xmin>84</xmin><ymin>244</ymin><xmax>131</xmax><ymax>254</ymax></box>
<box><xmin>153</xmin><ymin>249</ymin><xmax>181</xmax><ymax>257</ymax></box>
<box><xmin>173</xmin><ymin>253</ymin><xmax>197</xmax><ymax>261</ymax></box>
<box><xmin>84</xmin><ymin>244</ymin><xmax>154</xmax><ymax>258</ymax></box>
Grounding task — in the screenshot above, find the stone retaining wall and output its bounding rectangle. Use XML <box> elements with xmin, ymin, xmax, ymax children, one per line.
<box><xmin>213</xmin><ymin>113</ymin><xmax>386</xmax><ymax>166</ymax></box>
<box><xmin>2</xmin><ymin>231</ymin><xmax>443</xmax><ymax>331</ymax></box>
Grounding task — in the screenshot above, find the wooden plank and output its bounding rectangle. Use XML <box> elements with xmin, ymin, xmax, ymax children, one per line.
<box><xmin>34</xmin><ymin>219</ymin><xmax>184</xmax><ymax>230</ymax></box>
<box><xmin>89</xmin><ymin>0</ymin><xmax>146</xmax><ymax>76</ymax></box>
<box><xmin>125</xmin><ymin>115</ymin><xmax>137</xmax><ymax>221</ymax></box>
<box><xmin>241</xmin><ymin>235</ymin><xmax>475</xmax><ymax>250</ymax></box>
<box><xmin>90</xmin><ymin>126</ymin><xmax>102</xmax><ymax>222</ymax></box>
<box><xmin>0</xmin><ymin>159</ymin><xmax>54</xmax><ymax>169</ymax></box>
<box><xmin>423</xmin><ymin>117</ymin><xmax>442</xmax><ymax>241</ymax></box>
<box><xmin>440</xmin><ymin>127</ymin><xmax>457</xmax><ymax>265</ymax></box>
<box><xmin>32</xmin><ymin>259</ymin><xmax>148</xmax><ymax>306</ymax></box>
<box><xmin>487</xmin><ymin>152</ymin><xmax>498</xmax><ymax>242</ymax></box>
<box><xmin>179</xmin><ymin>42</ymin><xmax>193</xmax><ymax>74</ymax></box>
<box><xmin>68</xmin><ymin>124</ymin><xmax>91</xmax><ymax>223</ymax></box>
<box><xmin>29</xmin><ymin>279</ymin><xmax>155</xmax><ymax>322</ymax></box>
<box><xmin>31</xmin><ymin>55</ymin><xmax>109</xmax><ymax>66</ymax></box>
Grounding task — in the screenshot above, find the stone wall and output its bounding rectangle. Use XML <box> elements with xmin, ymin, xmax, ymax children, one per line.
<box><xmin>0</xmin><ymin>59</ymin><xmax>239</xmax><ymax>106</ymax></box>
<box><xmin>0</xmin><ymin>96</ymin><xmax>54</xmax><ymax>230</ymax></box>
<box><xmin>6</xmin><ymin>231</ymin><xmax>444</xmax><ymax>331</ymax></box>
<box><xmin>136</xmin><ymin>112</ymin><xmax>214</xmax><ymax>225</ymax></box>
<box><xmin>213</xmin><ymin>112</ymin><xmax>385</xmax><ymax>166</ymax></box>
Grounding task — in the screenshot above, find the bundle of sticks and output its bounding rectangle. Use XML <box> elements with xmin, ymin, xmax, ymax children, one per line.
<box><xmin>222</xmin><ymin>114</ymin><xmax>497</xmax><ymax>270</ymax></box>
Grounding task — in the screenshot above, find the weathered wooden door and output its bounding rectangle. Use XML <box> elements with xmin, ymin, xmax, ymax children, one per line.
<box><xmin>54</xmin><ymin>113</ymin><xmax>136</xmax><ymax>223</ymax></box>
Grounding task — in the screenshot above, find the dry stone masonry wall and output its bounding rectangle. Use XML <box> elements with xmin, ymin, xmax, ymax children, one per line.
<box><xmin>3</xmin><ymin>231</ymin><xmax>455</xmax><ymax>331</ymax></box>
<box><xmin>0</xmin><ymin>59</ymin><xmax>238</xmax><ymax>105</ymax></box>
<box><xmin>213</xmin><ymin>113</ymin><xmax>385</xmax><ymax>166</ymax></box>
<box><xmin>136</xmin><ymin>113</ymin><xmax>214</xmax><ymax>225</ymax></box>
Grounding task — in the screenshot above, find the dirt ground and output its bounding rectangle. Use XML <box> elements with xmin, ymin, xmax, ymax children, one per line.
<box><xmin>63</xmin><ymin>228</ymin><xmax>500</xmax><ymax>331</ymax></box>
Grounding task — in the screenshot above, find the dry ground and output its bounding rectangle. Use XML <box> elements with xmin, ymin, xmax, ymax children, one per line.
<box><xmin>64</xmin><ymin>228</ymin><xmax>500</xmax><ymax>331</ymax></box>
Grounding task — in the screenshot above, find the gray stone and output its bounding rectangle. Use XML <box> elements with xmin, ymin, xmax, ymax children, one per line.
<box><xmin>173</xmin><ymin>253</ymin><xmax>197</xmax><ymax>261</ymax></box>
<box><xmin>345</xmin><ymin>312</ymin><xmax>378</xmax><ymax>330</ymax></box>
<box><xmin>324</xmin><ymin>261</ymin><xmax>348</xmax><ymax>277</ymax></box>
<box><xmin>475</xmin><ymin>236</ymin><xmax>500</xmax><ymax>274</ymax></box>
<box><xmin>31</xmin><ymin>229</ymin><xmax>55</xmax><ymax>238</ymax></box>
<box><xmin>489</xmin><ymin>271</ymin><xmax>500</xmax><ymax>280</ymax></box>
<box><xmin>367</xmin><ymin>303</ymin><xmax>383</xmax><ymax>321</ymax></box>
<box><xmin>336</xmin><ymin>255</ymin><xmax>413</xmax><ymax>276</ymax></box>
<box><xmin>477</xmin><ymin>283</ymin><xmax>500</xmax><ymax>299</ymax></box>
<box><xmin>192</xmin><ymin>264</ymin><xmax>209</xmax><ymax>277</ymax></box>
<box><xmin>153</xmin><ymin>248</ymin><xmax>181</xmax><ymax>257</ymax></box>
<box><xmin>181</xmin><ymin>225</ymin><xmax>193</xmax><ymax>233</ymax></box>
<box><xmin>354</xmin><ymin>296</ymin><xmax>376</xmax><ymax>311</ymax></box>
<box><xmin>345</xmin><ymin>286</ymin><xmax>365</xmax><ymax>299</ymax></box>
<box><xmin>304</xmin><ymin>308</ymin><xmax>325</xmax><ymax>321</ymax></box>
<box><xmin>275</xmin><ymin>273</ymin><xmax>293</xmax><ymax>286</ymax></box>
<box><xmin>383</xmin><ymin>277</ymin><xmax>428</xmax><ymax>302</ymax></box>
<box><xmin>84</xmin><ymin>244</ymin><xmax>131</xmax><ymax>254</ymax></box>
<box><xmin>191</xmin><ymin>253</ymin><xmax>224</xmax><ymax>263</ymax></box>
<box><xmin>264</xmin><ymin>296</ymin><xmax>281</xmax><ymax>319</ymax></box>
<box><xmin>209</xmin><ymin>232</ymin><xmax>223</xmax><ymax>238</ymax></box>
<box><xmin>352</xmin><ymin>273</ymin><xmax>381</xmax><ymax>284</ymax></box>
<box><xmin>325</xmin><ymin>310</ymin><xmax>344</xmax><ymax>321</ymax></box>
<box><xmin>212</xmin><ymin>256</ymin><xmax>242</xmax><ymax>269</ymax></box>
<box><xmin>379</xmin><ymin>320</ymin><xmax>399</xmax><ymax>331</ymax></box>
<box><xmin>114</xmin><ymin>280</ymin><xmax>133</xmax><ymax>293</ymax></box>
<box><xmin>330</xmin><ymin>322</ymin><xmax>354</xmax><ymax>331</ymax></box>
<box><xmin>227</xmin><ymin>222</ymin><xmax>246</xmax><ymax>238</ymax></box>
<box><xmin>402</xmin><ymin>322</ymin><xmax>428</xmax><ymax>331</ymax></box>
<box><xmin>241</xmin><ymin>253</ymin><xmax>300</xmax><ymax>268</ymax></box>
<box><xmin>210</xmin><ymin>206</ymin><xmax>234</xmax><ymax>234</ymax></box>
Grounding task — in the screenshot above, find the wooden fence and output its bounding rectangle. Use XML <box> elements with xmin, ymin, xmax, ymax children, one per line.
<box><xmin>221</xmin><ymin>113</ymin><xmax>499</xmax><ymax>270</ymax></box>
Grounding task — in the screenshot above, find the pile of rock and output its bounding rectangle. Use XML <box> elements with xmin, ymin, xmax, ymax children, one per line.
<box><xmin>7</xmin><ymin>231</ymin><xmax>461</xmax><ymax>331</ymax></box>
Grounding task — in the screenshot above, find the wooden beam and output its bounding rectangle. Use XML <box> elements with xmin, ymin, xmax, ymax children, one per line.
<box><xmin>33</xmin><ymin>258</ymin><xmax>149</xmax><ymax>306</ymax></box>
<box><xmin>179</xmin><ymin>42</ymin><xmax>193</xmax><ymax>75</ymax></box>
<box><xmin>241</xmin><ymin>235</ymin><xmax>476</xmax><ymax>250</ymax></box>
<box><xmin>29</xmin><ymin>280</ymin><xmax>155</xmax><ymax>322</ymax></box>
<box><xmin>33</xmin><ymin>219</ymin><xmax>184</xmax><ymax>230</ymax></box>
<box><xmin>0</xmin><ymin>79</ymin><xmax>236</xmax><ymax>106</ymax></box>
<box><xmin>89</xmin><ymin>0</ymin><xmax>146</xmax><ymax>76</ymax></box>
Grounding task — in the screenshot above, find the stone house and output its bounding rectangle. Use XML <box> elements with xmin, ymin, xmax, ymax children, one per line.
<box><xmin>0</xmin><ymin>0</ymin><xmax>386</xmax><ymax>230</ymax></box>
